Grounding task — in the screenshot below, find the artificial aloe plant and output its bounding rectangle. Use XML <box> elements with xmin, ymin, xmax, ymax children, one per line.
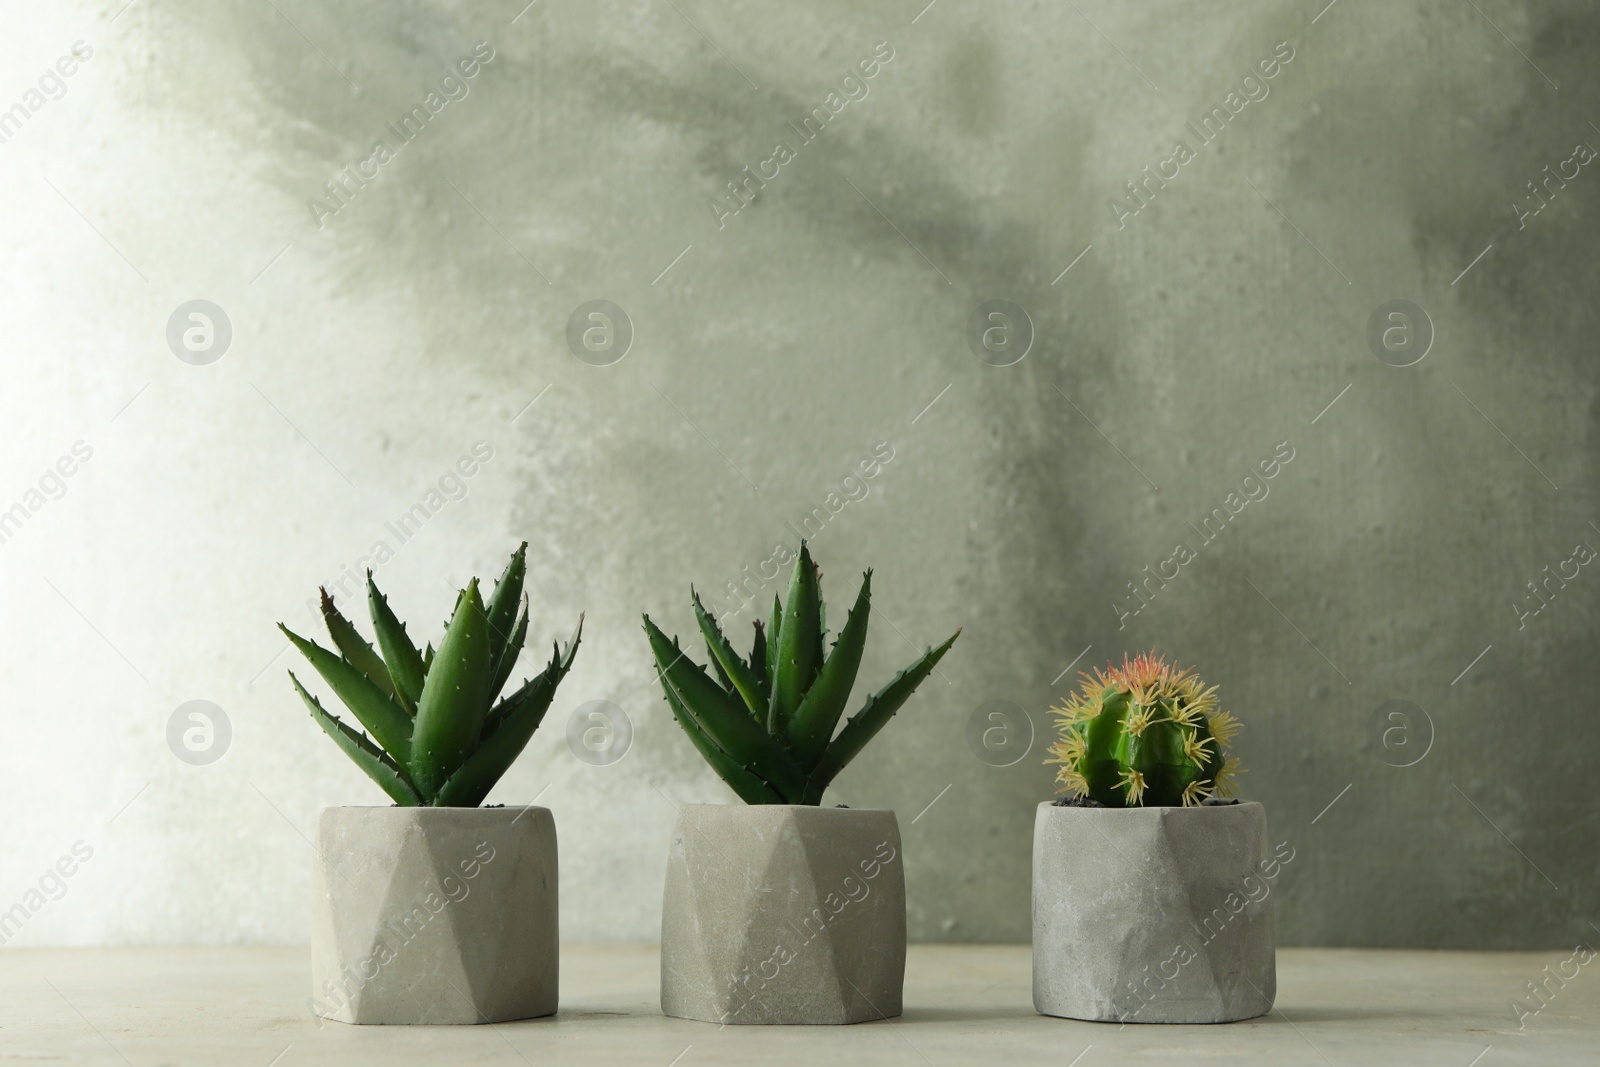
<box><xmin>279</xmin><ymin>543</ymin><xmax>582</xmax><ymax>807</ymax></box>
<box><xmin>643</xmin><ymin>542</ymin><xmax>959</xmax><ymax>805</ymax></box>
<box><xmin>1047</xmin><ymin>651</ymin><xmax>1242</xmax><ymax>807</ymax></box>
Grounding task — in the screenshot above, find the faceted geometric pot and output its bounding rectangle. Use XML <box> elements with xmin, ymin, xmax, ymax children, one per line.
<box><xmin>660</xmin><ymin>804</ymin><xmax>905</xmax><ymax>1024</ymax></box>
<box><xmin>310</xmin><ymin>806</ymin><xmax>558</xmax><ymax>1025</ymax></box>
<box><xmin>1032</xmin><ymin>801</ymin><xmax>1278</xmax><ymax>1024</ymax></box>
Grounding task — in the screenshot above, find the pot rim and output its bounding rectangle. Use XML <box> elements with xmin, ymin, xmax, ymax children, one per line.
<box><xmin>676</xmin><ymin>802</ymin><xmax>896</xmax><ymax>815</ymax></box>
<box><xmin>1035</xmin><ymin>799</ymin><xmax>1264</xmax><ymax>814</ymax></box>
<box><xmin>318</xmin><ymin>804</ymin><xmax>552</xmax><ymax>816</ymax></box>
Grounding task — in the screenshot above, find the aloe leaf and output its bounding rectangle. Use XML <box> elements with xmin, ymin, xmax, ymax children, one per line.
<box><xmin>706</xmin><ymin>645</ymin><xmax>735</xmax><ymax>693</ymax></box>
<box><xmin>485</xmin><ymin>542</ymin><xmax>527</xmax><ymax>669</ymax></box>
<box><xmin>767</xmin><ymin>544</ymin><xmax>821</xmax><ymax>733</ymax></box>
<box><xmin>802</xmin><ymin>628</ymin><xmax>961</xmax><ymax>803</ymax></box>
<box><xmin>291</xmin><ymin>672</ymin><xmax>422</xmax><ymax>805</ymax></box>
<box><xmin>423</xmin><ymin>642</ymin><xmax>434</xmax><ymax>674</ymax></box>
<box><xmin>659</xmin><ymin>682</ymin><xmax>787</xmax><ymax>804</ymax></box>
<box><xmin>811</xmin><ymin>567</ymin><xmax>827</xmax><ymax>683</ymax></box>
<box><xmin>436</xmin><ymin>616</ymin><xmax>582</xmax><ymax>807</ymax></box>
<box><xmin>785</xmin><ymin>571</ymin><xmax>873</xmax><ymax>772</ymax></box>
<box><xmin>693</xmin><ymin>591</ymin><xmax>765</xmax><ymax>716</ymax></box>
<box><xmin>765</xmin><ymin>594</ymin><xmax>783</xmax><ymax>696</ymax></box>
<box><xmin>479</xmin><ymin>616</ymin><xmax>583</xmax><ymax>740</ymax></box>
<box><xmin>279</xmin><ymin>624</ymin><xmax>414</xmax><ymax>764</ymax></box>
<box><xmin>749</xmin><ymin>620</ymin><xmax>768</xmax><ymax>700</ymax></box>
<box><xmin>410</xmin><ymin>579</ymin><xmax>491</xmax><ymax>800</ymax></box>
<box><xmin>643</xmin><ymin>615</ymin><xmax>805</xmax><ymax>799</ymax></box>
<box><xmin>489</xmin><ymin>596</ymin><xmax>529</xmax><ymax>701</ymax></box>
<box><xmin>367</xmin><ymin>574</ymin><xmax>426</xmax><ymax>709</ymax></box>
<box><xmin>318</xmin><ymin>588</ymin><xmax>399</xmax><ymax>705</ymax></box>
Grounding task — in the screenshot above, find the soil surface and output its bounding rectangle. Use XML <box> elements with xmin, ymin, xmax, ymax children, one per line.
<box><xmin>1049</xmin><ymin>796</ymin><xmax>1244</xmax><ymax>808</ymax></box>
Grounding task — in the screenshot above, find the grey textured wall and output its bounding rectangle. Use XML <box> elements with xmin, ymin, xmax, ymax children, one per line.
<box><xmin>1</xmin><ymin>0</ymin><xmax>1595</xmax><ymax>950</ymax></box>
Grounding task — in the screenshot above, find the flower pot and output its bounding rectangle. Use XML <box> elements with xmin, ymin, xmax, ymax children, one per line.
<box><xmin>1032</xmin><ymin>800</ymin><xmax>1278</xmax><ymax>1024</ymax></box>
<box><xmin>310</xmin><ymin>805</ymin><xmax>558</xmax><ymax>1025</ymax></box>
<box><xmin>660</xmin><ymin>804</ymin><xmax>905</xmax><ymax>1024</ymax></box>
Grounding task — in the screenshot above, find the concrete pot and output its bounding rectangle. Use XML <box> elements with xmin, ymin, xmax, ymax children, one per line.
<box><xmin>660</xmin><ymin>804</ymin><xmax>905</xmax><ymax>1024</ymax></box>
<box><xmin>310</xmin><ymin>805</ymin><xmax>558</xmax><ymax>1025</ymax></box>
<box><xmin>1032</xmin><ymin>801</ymin><xmax>1277</xmax><ymax>1023</ymax></box>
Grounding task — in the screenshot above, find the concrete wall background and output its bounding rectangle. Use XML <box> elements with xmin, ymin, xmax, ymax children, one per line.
<box><xmin>0</xmin><ymin>0</ymin><xmax>1595</xmax><ymax>949</ymax></box>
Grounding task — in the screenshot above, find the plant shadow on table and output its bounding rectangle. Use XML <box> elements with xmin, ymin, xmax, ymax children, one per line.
<box><xmin>899</xmin><ymin>1006</ymin><xmax>1441</xmax><ymax>1026</ymax></box>
<box><xmin>898</xmin><ymin>1006</ymin><xmax>1045</xmax><ymax>1024</ymax></box>
<box><xmin>1253</xmin><ymin>1006</ymin><xmax>1467</xmax><ymax>1025</ymax></box>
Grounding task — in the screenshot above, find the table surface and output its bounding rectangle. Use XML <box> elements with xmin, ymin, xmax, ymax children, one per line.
<box><xmin>2</xmin><ymin>945</ymin><xmax>1594</xmax><ymax>1065</ymax></box>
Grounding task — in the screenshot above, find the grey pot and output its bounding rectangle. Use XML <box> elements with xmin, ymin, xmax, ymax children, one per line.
<box><xmin>310</xmin><ymin>805</ymin><xmax>558</xmax><ymax>1025</ymax></box>
<box><xmin>1032</xmin><ymin>800</ymin><xmax>1278</xmax><ymax>1023</ymax></box>
<box><xmin>660</xmin><ymin>804</ymin><xmax>905</xmax><ymax>1024</ymax></box>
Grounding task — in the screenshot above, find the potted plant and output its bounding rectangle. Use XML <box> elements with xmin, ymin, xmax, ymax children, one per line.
<box><xmin>279</xmin><ymin>543</ymin><xmax>582</xmax><ymax>1025</ymax></box>
<box><xmin>1034</xmin><ymin>652</ymin><xmax>1277</xmax><ymax>1024</ymax></box>
<box><xmin>643</xmin><ymin>543</ymin><xmax>959</xmax><ymax>1025</ymax></box>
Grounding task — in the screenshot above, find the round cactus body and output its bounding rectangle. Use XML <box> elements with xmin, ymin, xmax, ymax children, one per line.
<box><xmin>1047</xmin><ymin>651</ymin><xmax>1242</xmax><ymax>807</ymax></box>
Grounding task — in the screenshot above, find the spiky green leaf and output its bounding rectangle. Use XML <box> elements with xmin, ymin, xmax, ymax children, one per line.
<box><xmin>410</xmin><ymin>579</ymin><xmax>492</xmax><ymax>800</ymax></box>
<box><xmin>693</xmin><ymin>591</ymin><xmax>766</xmax><ymax>717</ymax></box>
<box><xmin>768</xmin><ymin>544</ymin><xmax>821</xmax><ymax>733</ymax></box>
<box><xmin>785</xmin><ymin>571</ymin><xmax>873</xmax><ymax>772</ymax></box>
<box><xmin>279</xmin><ymin>624</ymin><xmax>414</xmax><ymax>764</ymax></box>
<box><xmin>644</xmin><ymin>615</ymin><xmax>805</xmax><ymax>799</ymax></box>
<box><xmin>660</xmin><ymin>681</ymin><xmax>787</xmax><ymax>804</ymax></box>
<box><xmin>367</xmin><ymin>574</ymin><xmax>426</xmax><ymax>710</ymax></box>
<box><xmin>318</xmin><ymin>588</ymin><xmax>399</xmax><ymax>705</ymax></box>
<box><xmin>765</xmin><ymin>594</ymin><xmax>783</xmax><ymax>697</ymax></box>
<box><xmin>749</xmin><ymin>619</ymin><xmax>768</xmax><ymax>701</ymax></box>
<box><xmin>291</xmin><ymin>672</ymin><xmax>422</xmax><ymax>805</ymax></box>
<box><xmin>706</xmin><ymin>645</ymin><xmax>735</xmax><ymax>692</ymax></box>
<box><xmin>802</xmin><ymin>628</ymin><xmax>960</xmax><ymax>803</ymax></box>
<box><xmin>436</xmin><ymin>616</ymin><xmax>582</xmax><ymax>807</ymax></box>
<box><xmin>485</xmin><ymin>542</ymin><xmax>527</xmax><ymax>670</ymax></box>
<box><xmin>489</xmin><ymin>597</ymin><xmax>529</xmax><ymax>701</ymax></box>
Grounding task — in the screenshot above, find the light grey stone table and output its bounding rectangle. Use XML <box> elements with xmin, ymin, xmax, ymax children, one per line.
<box><xmin>2</xmin><ymin>945</ymin><xmax>1593</xmax><ymax>1065</ymax></box>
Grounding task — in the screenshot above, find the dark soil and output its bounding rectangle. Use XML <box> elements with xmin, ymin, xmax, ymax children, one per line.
<box><xmin>1050</xmin><ymin>796</ymin><xmax>1243</xmax><ymax>808</ymax></box>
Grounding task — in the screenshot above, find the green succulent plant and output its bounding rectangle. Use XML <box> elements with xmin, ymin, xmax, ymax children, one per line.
<box><xmin>643</xmin><ymin>542</ymin><xmax>960</xmax><ymax>805</ymax></box>
<box><xmin>280</xmin><ymin>543</ymin><xmax>582</xmax><ymax>807</ymax></box>
<box><xmin>1047</xmin><ymin>651</ymin><xmax>1241</xmax><ymax>807</ymax></box>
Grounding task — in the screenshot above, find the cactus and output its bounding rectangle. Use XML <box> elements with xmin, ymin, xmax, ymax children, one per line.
<box><xmin>1047</xmin><ymin>651</ymin><xmax>1242</xmax><ymax>807</ymax></box>
<box><xmin>279</xmin><ymin>543</ymin><xmax>582</xmax><ymax>807</ymax></box>
<box><xmin>643</xmin><ymin>542</ymin><xmax>960</xmax><ymax>805</ymax></box>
